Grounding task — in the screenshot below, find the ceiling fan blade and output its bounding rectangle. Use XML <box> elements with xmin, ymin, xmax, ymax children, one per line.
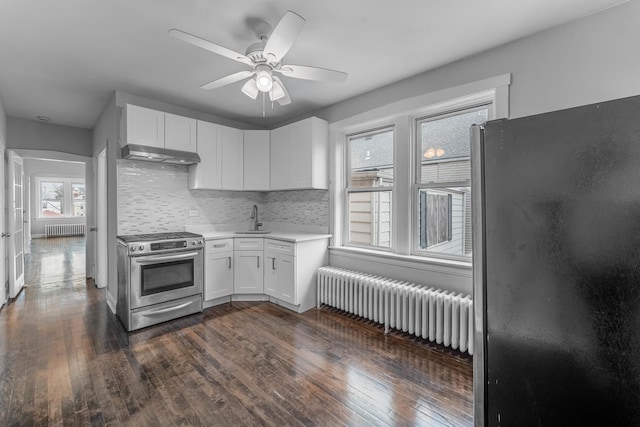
<box><xmin>272</xmin><ymin>76</ymin><xmax>291</xmax><ymax>105</ymax></box>
<box><xmin>169</xmin><ymin>29</ymin><xmax>254</xmax><ymax>67</ymax></box>
<box><xmin>200</xmin><ymin>71</ymin><xmax>255</xmax><ymax>90</ymax></box>
<box><xmin>276</xmin><ymin>64</ymin><xmax>348</xmax><ymax>83</ymax></box>
<box><xmin>263</xmin><ymin>11</ymin><xmax>305</xmax><ymax>62</ymax></box>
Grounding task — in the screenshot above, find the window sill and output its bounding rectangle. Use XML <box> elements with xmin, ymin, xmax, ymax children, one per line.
<box><xmin>329</xmin><ymin>245</ymin><xmax>472</xmax><ymax>274</ymax></box>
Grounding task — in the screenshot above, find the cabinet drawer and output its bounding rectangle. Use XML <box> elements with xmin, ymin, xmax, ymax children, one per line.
<box><xmin>265</xmin><ymin>239</ymin><xmax>295</xmax><ymax>256</ymax></box>
<box><xmin>206</xmin><ymin>239</ymin><xmax>234</xmax><ymax>253</ymax></box>
<box><xmin>234</xmin><ymin>238</ymin><xmax>264</xmax><ymax>250</ymax></box>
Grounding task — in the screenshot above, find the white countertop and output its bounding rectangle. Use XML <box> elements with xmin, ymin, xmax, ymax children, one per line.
<box><xmin>184</xmin><ymin>223</ymin><xmax>331</xmax><ymax>243</ymax></box>
<box><xmin>197</xmin><ymin>230</ymin><xmax>331</xmax><ymax>243</ymax></box>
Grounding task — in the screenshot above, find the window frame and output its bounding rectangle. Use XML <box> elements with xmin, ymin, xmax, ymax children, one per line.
<box><xmin>344</xmin><ymin>125</ymin><xmax>396</xmax><ymax>251</ymax></box>
<box><xmin>411</xmin><ymin>102</ymin><xmax>492</xmax><ymax>260</ymax></box>
<box><xmin>36</xmin><ymin>176</ymin><xmax>86</xmax><ymax>219</ymax></box>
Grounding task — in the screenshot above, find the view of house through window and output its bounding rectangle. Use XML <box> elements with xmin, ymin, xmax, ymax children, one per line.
<box><xmin>416</xmin><ymin>106</ymin><xmax>489</xmax><ymax>257</ymax></box>
<box><xmin>347</xmin><ymin>128</ymin><xmax>394</xmax><ymax>249</ymax></box>
<box><xmin>39</xmin><ymin>179</ymin><xmax>86</xmax><ymax>217</ymax></box>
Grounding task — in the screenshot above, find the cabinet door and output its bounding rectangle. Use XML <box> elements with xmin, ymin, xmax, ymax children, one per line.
<box><xmin>288</xmin><ymin>120</ymin><xmax>313</xmax><ymax>188</ymax></box>
<box><xmin>233</xmin><ymin>251</ymin><xmax>263</xmax><ymax>293</ymax></box>
<box><xmin>205</xmin><ymin>251</ymin><xmax>233</xmax><ymax>300</ymax></box>
<box><xmin>221</xmin><ymin>126</ymin><xmax>244</xmax><ymax>190</ymax></box>
<box><xmin>165</xmin><ymin>113</ymin><xmax>197</xmax><ymax>152</ymax></box>
<box><xmin>125</xmin><ymin>104</ymin><xmax>164</xmax><ymax>148</ymax></box>
<box><xmin>188</xmin><ymin>121</ymin><xmax>221</xmax><ymax>189</ymax></box>
<box><xmin>264</xmin><ymin>252</ymin><xmax>278</xmax><ymax>297</ymax></box>
<box><xmin>278</xmin><ymin>254</ymin><xmax>296</xmax><ymax>304</ymax></box>
<box><xmin>269</xmin><ymin>125</ymin><xmax>290</xmax><ymax>190</ymax></box>
<box><xmin>243</xmin><ymin>130</ymin><xmax>270</xmax><ymax>191</ymax></box>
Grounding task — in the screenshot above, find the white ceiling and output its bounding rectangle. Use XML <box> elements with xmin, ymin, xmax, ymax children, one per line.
<box><xmin>0</xmin><ymin>0</ymin><xmax>627</xmax><ymax>129</ymax></box>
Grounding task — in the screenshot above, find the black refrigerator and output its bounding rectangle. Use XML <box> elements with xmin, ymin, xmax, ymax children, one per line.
<box><xmin>471</xmin><ymin>95</ymin><xmax>640</xmax><ymax>426</ymax></box>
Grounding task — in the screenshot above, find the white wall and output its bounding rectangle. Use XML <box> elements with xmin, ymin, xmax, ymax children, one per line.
<box><xmin>23</xmin><ymin>158</ymin><xmax>85</xmax><ymax>237</ymax></box>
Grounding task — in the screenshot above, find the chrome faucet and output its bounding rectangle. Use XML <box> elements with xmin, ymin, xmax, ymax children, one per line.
<box><xmin>250</xmin><ymin>204</ymin><xmax>262</xmax><ymax>231</ymax></box>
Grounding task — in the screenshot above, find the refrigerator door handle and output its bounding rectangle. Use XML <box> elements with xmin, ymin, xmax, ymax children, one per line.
<box><xmin>470</xmin><ymin>123</ymin><xmax>487</xmax><ymax>426</ymax></box>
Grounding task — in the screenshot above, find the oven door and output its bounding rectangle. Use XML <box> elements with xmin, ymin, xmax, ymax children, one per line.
<box><xmin>129</xmin><ymin>249</ymin><xmax>203</xmax><ymax>309</ymax></box>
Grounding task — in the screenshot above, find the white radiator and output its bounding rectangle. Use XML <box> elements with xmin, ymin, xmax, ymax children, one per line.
<box><xmin>45</xmin><ymin>223</ymin><xmax>86</xmax><ymax>238</ymax></box>
<box><xmin>317</xmin><ymin>266</ymin><xmax>474</xmax><ymax>355</ymax></box>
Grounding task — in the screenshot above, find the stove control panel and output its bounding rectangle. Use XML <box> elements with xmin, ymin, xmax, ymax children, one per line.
<box><xmin>127</xmin><ymin>239</ymin><xmax>203</xmax><ymax>255</ymax></box>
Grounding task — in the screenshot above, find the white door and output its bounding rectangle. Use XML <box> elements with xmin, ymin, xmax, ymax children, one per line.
<box><xmin>264</xmin><ymin>252</ymin><xmax>278</xmax><ymax>297</ymax></box>
<box><xmin>0</xmin><ymin>146</ymin><xmax>6</xmax><ymax>305</ymax></box>
<box><xmin>23</xmin><ymin>176</ymin><xmax>31</xmax><ymax>255</ymax></box>
<box><xmin>233</xmin><ymin>251</ymin><xmax>263</xmax><ymax>293</ymax></box>
<box><xmin>220</xmin><ymin>126</ymin><xmax>244</xmax><ymax>190</ymax></box>
<box><xmin>205</xmin><ymin>251</ymin><xmax>234</xmax><ymax>300</ymax></box>
<box><xmin>94</xmin><ymin>149</ymin><xmax>108</xmax><ymax>288</ymax></box>
<box><xmin>8</xmin><ymin>151</ymin><xmax>25</xmax><ymax>298</ymax></box>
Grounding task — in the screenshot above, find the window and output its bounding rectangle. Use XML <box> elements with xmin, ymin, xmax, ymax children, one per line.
<box><xmin>346</xmin><ymin>127</ymin><xmax>394</xmax><ymax>249</ymax></box>
<box><xmin>415</xmin><ymin>106</ymin><xmax>489</xmax><ymax>258</ymax></box>
<box><xmin>335</xmin><ymin>76</ymin><xmax>508</xmax><ymax>265</ymax></box>
<box><xmin>38</xmin><ymin>178</ymin><xmax>85</xmax><ymax>218</ymax></box>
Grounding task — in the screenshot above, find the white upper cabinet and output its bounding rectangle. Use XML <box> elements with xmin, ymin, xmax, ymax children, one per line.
<box><xmin>269</xmin><ymin>117</ymin><xmax>329</xmax><ymax>190</ymax></box>
<box><xmin>124</xmin><ymin>104</ymin><xmax>197</xmax><ymax>153</ymax></box>
<box><xmin>189</xmin><ymin>121</ymin><xmax>222</xmax><ymax>189</ymax></box>
<box><xmin>190</xmin><ymin>122</ymin><xmax>243</xmax><ymax>190</ymax></box>
<box><xmin>220</xmin><ymin>126</ymin><xmax>244</xmax><ymax>190</ymax></box>
<box><xmin>165</xmin><ymin>113</ymin><xmax>197</xmax><ymax>152</ymax></box>
<box><xmin>124</xmin><ymin>104</ymin><xmax>165</xmax><ymax>148</ymax></box>
<box><xmin>243</xmin><ymin>130</ymin><xmax>270</xmax><ymax>191</ymax></box>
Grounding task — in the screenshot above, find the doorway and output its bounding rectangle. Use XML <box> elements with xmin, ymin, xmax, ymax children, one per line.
<box><xmin>20</xmin><ymin>156</ymin><xmax>87</xmax><ymax>289</ymax></box>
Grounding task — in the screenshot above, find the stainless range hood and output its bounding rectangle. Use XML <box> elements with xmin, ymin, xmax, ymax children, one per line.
<box><xmin>121</xmin><ymin>144</ymin><xmax>201</xmax><ymax>165</ymax></box>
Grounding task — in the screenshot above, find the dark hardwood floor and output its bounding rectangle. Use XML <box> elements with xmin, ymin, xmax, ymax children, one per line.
<box><xmin>0</xmin><ymin>237</ymin><xmax>473</xmax><ymax>426</ymax></box>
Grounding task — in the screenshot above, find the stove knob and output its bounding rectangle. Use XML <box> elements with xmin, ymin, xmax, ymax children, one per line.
<box><xmin>130</xmin><ymin>246</ymin><xmax>136</xmax><ymax>252</ymax></box>
<box><xmin>198</xmin><ymin>240</ymin><xmax>203</xmax><ymax>245</ymax></box>
<box><xmin>139</xmin><ymin>245</ymin><xmax>144</xmax><ymax>251</ymax></box>
<box><xmin>191</xmin><ymin>241</ymin><xmax>196</xmax><ymax>245</ymax></box>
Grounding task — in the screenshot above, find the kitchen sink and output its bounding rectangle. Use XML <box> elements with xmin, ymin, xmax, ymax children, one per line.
<box><xmin>234</xmin><ymin>231</ymin><xmax>271</xmax><ymax>234</ymax></box>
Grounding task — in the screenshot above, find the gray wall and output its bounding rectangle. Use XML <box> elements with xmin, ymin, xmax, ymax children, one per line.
<box><xmin>314</xmin><ymin>0</ymin><xmax>640</xmax><ymax>125</ymax></box>
<box><xmin>7</xmin><ymin>117</ymin><xmax>92</xmax><ymax>156</ymax></box>
<box><xmin>92</xmin><ymin>95</ymin><xmax>119</xmax><ymax>310</ymax></box>
<box><xmin>324</xmin><ymin>0</ymin><xmax>640</xmax><ymax>296</ymax></box>
<box><xmin>0</xmin><ymin>95</ymin><xmax>6</xmax><ymax>306</ymax></box>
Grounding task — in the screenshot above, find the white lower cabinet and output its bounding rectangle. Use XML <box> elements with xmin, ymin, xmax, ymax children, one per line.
<box><xmin>233</xmin><ymin>250</ymin><xmax>264</xmax><ymax>293</ymax></box>
<box><xmin>204</xmin><ymin>239</ymin><xmax>234</xmax><ymax>301</ymax></box>
<box><xmin>264</xmin><ymin>240</ymin><xmax>296</xmax><ymax>305</ymax></box>
<box><xmin>204</xmin><ymin>235</ymin><xmax>328</xmax><ymax>312</ymax></box>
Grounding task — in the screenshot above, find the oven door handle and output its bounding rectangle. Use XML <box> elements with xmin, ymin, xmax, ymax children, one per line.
<box><xmin>142</xmin><ymin>301</ymin><xmax>194</xmax><ymax>316</ymax></box>
<box><xmin>136</xmin><ymin>251</ymin><xmax>201</xmax><ymax>265</ymax></box>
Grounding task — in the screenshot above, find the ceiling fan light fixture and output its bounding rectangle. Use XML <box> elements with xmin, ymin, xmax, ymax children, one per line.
<box><xmin>256</xmin><ymin>69</ymin><xmax>273</xmax><ymax>92</ymax></box>
<box><xmin>241</xmin><ymin>78</ymin><xmax>259</xmax><ymax>99</ymax></box>
<box><xmin>270</xmin><ymin>80</ymin><xmax>286</xmax><ymax>101</ymax></box>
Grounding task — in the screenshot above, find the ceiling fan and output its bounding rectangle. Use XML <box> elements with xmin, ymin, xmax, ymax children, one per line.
<box><xmin>169</xmin><ymin>10</ymin><xmax>348</xmax><ymax>106</ymax></box>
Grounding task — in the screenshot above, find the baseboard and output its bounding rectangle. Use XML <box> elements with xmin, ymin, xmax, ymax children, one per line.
<box><xmin>106</xmin><ymin>293</ymin><xmax>117</xmax><ymax>314</ymax></box>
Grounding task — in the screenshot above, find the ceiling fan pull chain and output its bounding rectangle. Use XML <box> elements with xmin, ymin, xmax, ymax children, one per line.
<box><xmin>262</xmin><ymin>92</ymin><xmax>266</xmax><ymax>117</ymax></box>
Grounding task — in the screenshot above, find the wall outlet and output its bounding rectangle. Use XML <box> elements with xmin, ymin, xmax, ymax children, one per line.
<box><xmin>188</xmin><ymin>209</ymin><xmax>199</xmax><ymax>217</ymax></box>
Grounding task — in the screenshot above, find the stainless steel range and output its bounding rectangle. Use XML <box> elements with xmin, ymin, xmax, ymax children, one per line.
<box><xmin>116</xmin><ymin>232</ymin><xmax>204</xmax><ymax>331</ymax></box>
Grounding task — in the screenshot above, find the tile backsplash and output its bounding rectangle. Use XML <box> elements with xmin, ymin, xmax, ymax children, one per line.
<box><xmin>117</xmin><ymin>160</ymin><xmax>329</xmax><ymax>235</ymax></box>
